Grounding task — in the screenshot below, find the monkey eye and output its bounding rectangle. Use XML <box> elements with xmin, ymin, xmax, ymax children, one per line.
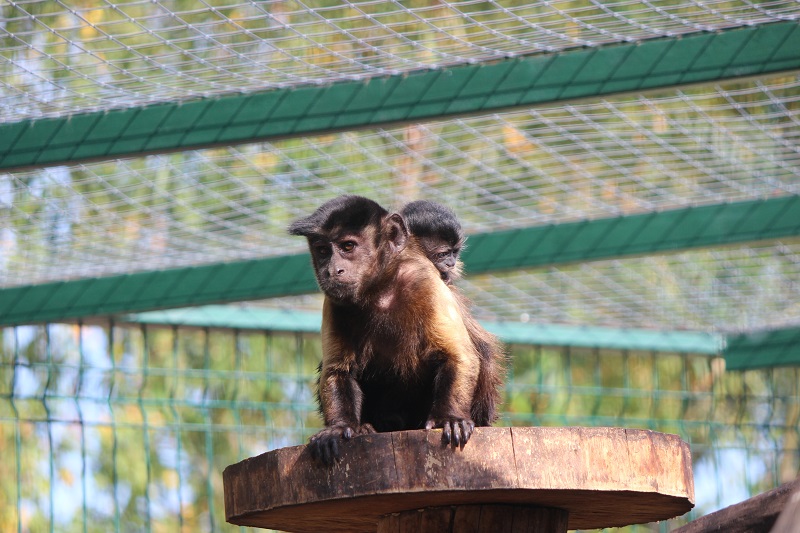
<box><xmin>315</xmin><ymin>245</ymin><xmax>331</xmax><ymax>257</ymax></box>
<box><xmin>340</xmin><ymin>241</ymin><xmax>356</xmax><ymax>252</ymax></box>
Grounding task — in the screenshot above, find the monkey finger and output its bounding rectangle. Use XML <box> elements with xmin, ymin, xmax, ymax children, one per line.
<box><xmin>308</xmin><ymin>439</ymin><xmax>320</xmax><ymax>460</ymax></box>
<box><xmin>311</xmin><ymin>439</ymin><xmax>330</xmax><ymax>465</ymax></box>
<box><xmin>459</xmin><ymin>420</ymin><xmax>474</xmax><ymax>449</ymax></box>
<box><xmin>330</xmin><ymin>437</ymin><xmax>340</xmax><ymax>463</ymax></box>
<box><xmin>450</xmin><ymin>421</ymin><xmax>461</xmax><ymax>448</ymax></box>
<box><xmin>442</xmin><ymin>421</ymin><xmax>452</xmax><ymax>445</ymax></box>
<box><xmin>321</xmin><ymin>438</ymin><xmax>338</xmax><ymax>466</ymax></box>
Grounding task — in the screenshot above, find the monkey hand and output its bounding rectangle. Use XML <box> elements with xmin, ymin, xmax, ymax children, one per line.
<box><xmin>425</xmin><ymin>417</ymin><xmax>475</xmax><ymax>449</ymax></box>
<box><xmin>308</xmin><ymin>423</ymin><xmax>376</xmax><ymax>465</ymax></box>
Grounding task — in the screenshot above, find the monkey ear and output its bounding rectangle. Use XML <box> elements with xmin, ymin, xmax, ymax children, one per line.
<box><xmin>385</xmin><ymin>213</ymin><xmax>409</xmax><ymax>252</ymax></box>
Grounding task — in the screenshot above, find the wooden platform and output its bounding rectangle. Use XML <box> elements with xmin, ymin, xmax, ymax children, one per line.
<box><xmin>224</xmin><ymin>426</ymin><xmax>694</xmax><ymax>532</ymax></box>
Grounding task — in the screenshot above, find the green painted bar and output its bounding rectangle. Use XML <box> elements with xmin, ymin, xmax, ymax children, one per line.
<box><xmin>1</xmin><ymin>22</ymin><xmax>798</xmax><ymax>171</ymax></box>
<box><xmin>486</xmin><ymin>320</ymin><xmax>722</xmax><ymax>354</ymax></box>
<box><xmin>0</xmin><ymin>195</ymin><xmax>797</xmax><ymax>326</ymax></box>
<box><xmin>122</xmin><ymin>305</ymin><xmax>724</xmax><ymax>355</ymax></box>
<box><xmin>0</xmin><ymin>255</ymin><xmax>318</xmax><ymax>326</ymax></box>
<box><xmin>724</xmin><ymin>327</ymin><xmax>800</xmax><ymax>369</ymax></box>
<box><xmin>124</xmin><ymin>306</ymin><xmax>324</xmax><ymax>333</ymax></box>
<box><xmin>460</xmin><ymin>195</ymin><xmax>800</xmax><ymax>273</ymax></box>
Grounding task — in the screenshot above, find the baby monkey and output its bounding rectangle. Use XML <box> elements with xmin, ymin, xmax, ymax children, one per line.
<box><xmin>401</xmin><ymin>199</ymin><xmax>505</xmax><ymax>435</ymax></box>
<box><xmin>401</xmin><ymin>200</ymin><xmax>464</xmax><ymax>285</ymax></box>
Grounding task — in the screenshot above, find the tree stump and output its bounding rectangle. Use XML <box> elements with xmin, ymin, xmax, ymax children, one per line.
<box><xmin>223</xmin><ymin>426</ymin><xmax>694</xmax><ymax>532</ymax></box>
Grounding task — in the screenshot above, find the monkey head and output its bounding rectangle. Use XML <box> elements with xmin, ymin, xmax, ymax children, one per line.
<box><xmin>401</xmin><ymin>200</ymin><xmax>464</xmax><ymax>284</ymax></box>
<box><xmin>289</xmin><ymin>195</ymin><xmax>409</xmax><ymax>305</ymax></box>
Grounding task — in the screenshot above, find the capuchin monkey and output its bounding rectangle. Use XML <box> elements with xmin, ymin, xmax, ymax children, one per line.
<box><xmin>401</xmin><ymin>199</ymin><xmax>504</xmax><ymax>432</ymax></box>
<box><xmin>289</xmin><ymin>195</ymin><xmax>503</xmax><ymax>465</ymax></box>
<box><xmin>401</xmin><ymin>200</ymin><xmax>464</xmax><ymax>284</ymax></box>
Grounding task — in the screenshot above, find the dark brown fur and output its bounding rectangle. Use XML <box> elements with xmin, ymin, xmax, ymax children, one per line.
<box><xmin>289</xmin><ymin>195</ymin><xmax>486</xmax><ymax>465</ymax></box>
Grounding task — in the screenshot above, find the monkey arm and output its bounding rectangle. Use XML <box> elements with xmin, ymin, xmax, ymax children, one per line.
<box><xmin>318</xmin><ymin>365</ymin><xmax>363</xmax><ymax>429</ymax></box>
<box><xmin>309</xmin><ymin>365</ymin><xmax>374</xmax><ymax>465</ymax></box>
<box><xmin>425</xmin><ymin>346</ymin><xmax>480</xmax><ymax>448</ymax></box>
<box><xmin>318</xmin><ymin>298</ymin><xmax>364</xmax><ymax>428</ymax></box>
<box><xmin>310</xmin><ymin>298</ymin><xmax>375</xmax><ymax>465</ymax></box>
<box><xmin>423</xmin><ymin>288</ymin><xmax>481</xmax><ymax>448</ymax></box>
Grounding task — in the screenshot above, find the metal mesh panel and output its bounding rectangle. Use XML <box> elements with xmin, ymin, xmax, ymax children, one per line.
<box><xmin>3</xmin><ymin>74</ymin><xmax>799</xmax><ymax>289</ymax></box>
<box><xmin>2</xmin><ymin>0</ymin><xmax>798</xmax><ymax>120</ymax></box>
<box><xmin>2</xmin><ymin>323</ymin><xmax>798</xmax><ymax>532</ymax></box>
<box><xmin>468</xmin><ymin>241</ymin><xmax>800</xmax><ymax>331</ymax></box>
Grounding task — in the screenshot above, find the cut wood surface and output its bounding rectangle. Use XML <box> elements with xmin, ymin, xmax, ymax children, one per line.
<box><xmin>223</xmin><ymin>426</ymin><xmax>694</xmax><ymax>532</ymax></box>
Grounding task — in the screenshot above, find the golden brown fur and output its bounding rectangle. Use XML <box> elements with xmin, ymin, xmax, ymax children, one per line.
<box><xmin>401</xmin><ymin>199</ymin><xmax>505</xmax><ymax>426</ymax></box>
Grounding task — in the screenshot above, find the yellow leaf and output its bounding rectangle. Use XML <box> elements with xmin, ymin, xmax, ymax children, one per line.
<box><xmin>59</xmin><ymin>467</ymin><xmax>75</xmax><ymax>487</ymax></box>
<box><xmin>163</xmin><ymin>469</ymin><xmax>179</xmax><ymax>489</ymax></box>
<box><xmin>502</xmin><ymin>124</ymin><xmax>533</xmax><ymax>154</ymax></box>
<box><xmin>80</xmin><ymin>10</ymin><xmax>104</xmax><ymax>40</ymax></box>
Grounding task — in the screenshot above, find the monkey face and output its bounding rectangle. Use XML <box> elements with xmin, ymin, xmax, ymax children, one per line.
<box><xmin>309</xmin><ymin>233</ymin><xmax>377</xmax><ymax>304</ymax></box>
<box><xmin>418</xmin><ymin>236</ymin><xmax>462</xmax><ymax>284</ymax></box>
<box><xmin>289</xmin><ymin>195</ymin><xmax>409</xmax><ymax>305</ymax></box>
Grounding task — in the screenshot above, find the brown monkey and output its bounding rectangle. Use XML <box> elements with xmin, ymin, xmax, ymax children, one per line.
<box><xmin>401</xmin><ymin>200</ymin><xmax>464</xmax><ymax>284</ymax></box>
<box><xmin>289</xmin><ymin>195</ymin><xmax>488</xmax><ymax>465</ymax></box>
<box><xmin>401</xmin><ymin>199</ymin><xmax>505</xmax><ymax>428</ymax></box>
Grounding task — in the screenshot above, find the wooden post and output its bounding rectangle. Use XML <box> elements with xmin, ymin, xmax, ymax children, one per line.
<box><xmin>223</xmin><ymin>427</ymin><xmax>694</xmax><ymax>533</ymax></box>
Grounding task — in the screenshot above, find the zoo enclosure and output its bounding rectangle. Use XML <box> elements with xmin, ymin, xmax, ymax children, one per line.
<box><xmin>2</xmin><ymin>1</ymin><xmax>800</xmax><ymax>531</ymax></box>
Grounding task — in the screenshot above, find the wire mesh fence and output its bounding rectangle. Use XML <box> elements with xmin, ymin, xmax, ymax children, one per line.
<box><xmin>3</xmin><ymin>37</ymin><xmax>799</xmax><ymax>348</ymax></box>
<box><xmin>2</xmin><ymin>322</ymin><xmax>798</xmax><ymax>532</ymax></box>
<box><xmin>3</xmin><ymin>0</ymin><xmax>798</xmax><ymax>121</ymax></box>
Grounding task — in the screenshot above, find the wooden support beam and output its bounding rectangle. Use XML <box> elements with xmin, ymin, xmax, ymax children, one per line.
<box><xmin>674</xmin><ymin>477</ymin><xmax>800</xmax><ymax>533</ymax></box>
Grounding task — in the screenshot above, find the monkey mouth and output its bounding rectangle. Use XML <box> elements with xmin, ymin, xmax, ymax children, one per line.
<box><xmin>320</xmin><ymin>280</ymin><xmax>357</xmax><ymax>304</ymax></box>
<box><xmin>440</xmin><ymin>272</ymin><xmax>449</xmax><ymax>282</ymax></box>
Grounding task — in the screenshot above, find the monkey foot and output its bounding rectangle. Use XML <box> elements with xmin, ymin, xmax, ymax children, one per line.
<box><xmin>308</xmin><ymin>424</ymin><xmax>376</xmax><ymax>465</ymax></box>
<box><xmin>425</xmin><ymin>417</ymin><xmax>475</xmax><ymax>449</ymax></box>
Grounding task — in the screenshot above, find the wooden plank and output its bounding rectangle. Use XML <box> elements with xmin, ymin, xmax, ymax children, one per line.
<box><xmin>771</xmin><ymin>487</ymin><xmax>800</xmax><ymax>533</ymax></box>
<box><xmin>673</xmin><ymin>477</ymin><xmax>800</xmax><ymax>533</ymax></box>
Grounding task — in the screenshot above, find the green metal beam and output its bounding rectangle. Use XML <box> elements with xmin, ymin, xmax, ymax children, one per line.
<box><xmin>461</xmin><ymin>195</ymin><xmax>800</xmax><ymax>273</ymax></box>
<box><xmin>0</xmin><ymin>255</ymin><xmax>317</xmax><ymax>327</ymax></box>
<box><xmin>724</xmin><ymin>327</ymin><xmax>800</xmax><ymax>370</ymax></box>
<box><xmin>123</xmin><ymin>306</ymin><xmax>324</xmax><ymax>334</ymax></box>
<box><xmin>122</xmin><ymin>305</ymin><xmax>724</xmax><ymax>355</ymax></box>
<box><xmin>0</xmin><ymin>195</ymin><xmax>798</xmax><ymax>326</ymax></box>
<box><xmin>1</xmin><ymin>22</ymin><xmax>799</xmax><ymax>171</ymax></box>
